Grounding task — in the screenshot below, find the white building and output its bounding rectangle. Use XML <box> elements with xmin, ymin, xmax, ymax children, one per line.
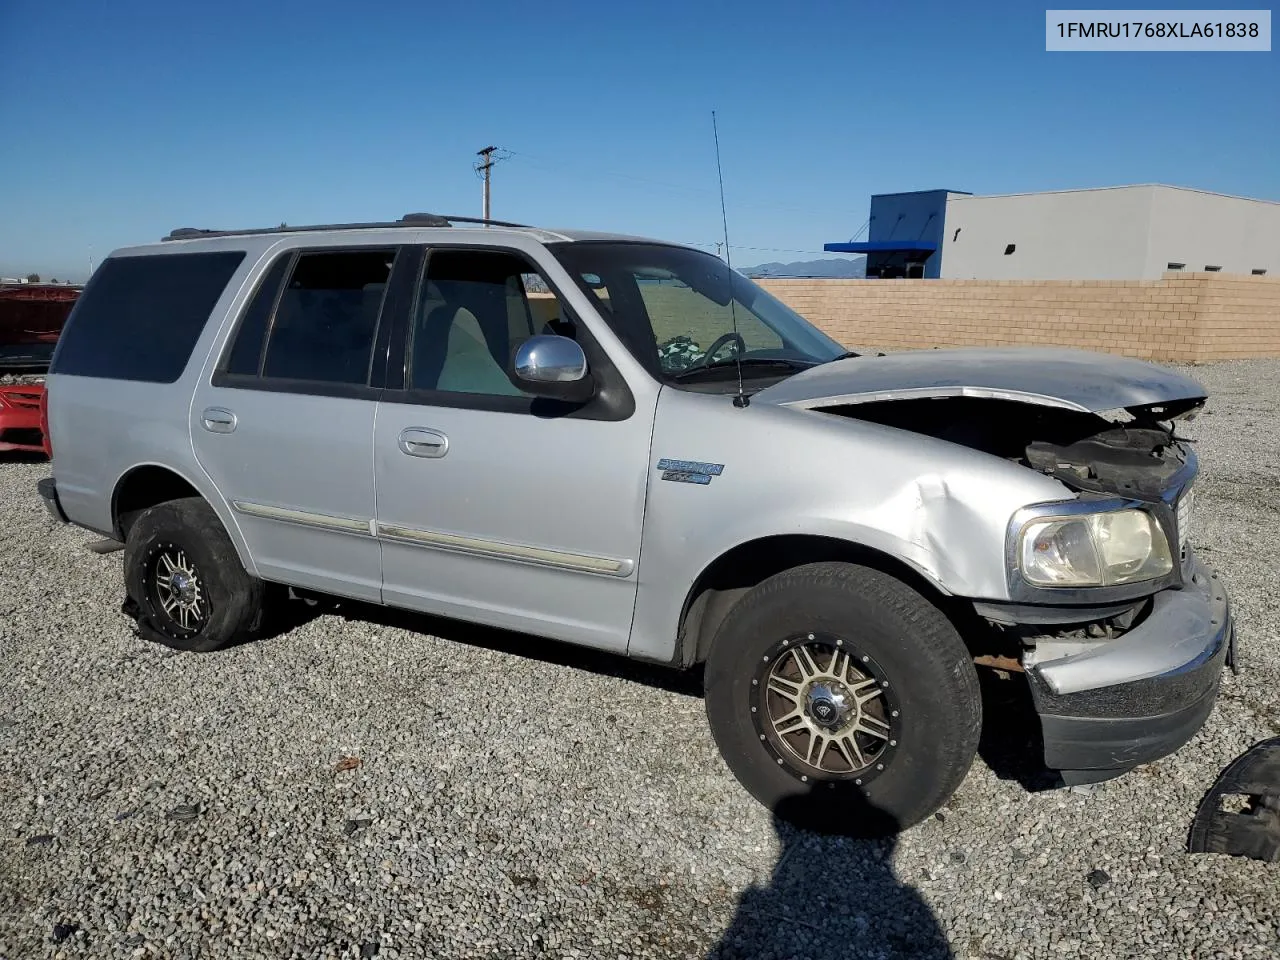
<box><xmin>827</xmin><ymin>184</ymin><xmax>1280</xmax><ymax>280</ymax></box>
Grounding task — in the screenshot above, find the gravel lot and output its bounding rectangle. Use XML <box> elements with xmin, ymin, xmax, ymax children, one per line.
<box><xmin>2</xmin><ymin>358</ymin><xmax>1278</xmax><ymax>959</ymax></box>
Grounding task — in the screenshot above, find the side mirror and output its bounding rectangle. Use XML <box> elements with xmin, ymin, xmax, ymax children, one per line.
<box><xmin>513</xmin><ymin>335</ymin><xmax>595</xmax><ymax>403</ymax></box>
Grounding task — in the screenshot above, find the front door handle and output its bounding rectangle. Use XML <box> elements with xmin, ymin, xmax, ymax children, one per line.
<box><xmin>398</xmin><ymin>427</ymin><xmax>449</xmax><ymax>458</ymax></box>
<box><xmin>201</xmin><ymin>407</ymin><xmax>237</xmax><ymax>434</ymax></box>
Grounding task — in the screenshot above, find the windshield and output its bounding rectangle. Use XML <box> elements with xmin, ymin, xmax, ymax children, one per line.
<box><xmin>548</xmin><ymin>242</ymin><xmax>846</xmax><ymax>387</ymax></box>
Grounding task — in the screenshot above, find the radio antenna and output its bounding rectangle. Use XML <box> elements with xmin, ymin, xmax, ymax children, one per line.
<box><xmin>712</xmin><ymin>110</ymin><xmax>748</xmax><ymax>408</ymax></box>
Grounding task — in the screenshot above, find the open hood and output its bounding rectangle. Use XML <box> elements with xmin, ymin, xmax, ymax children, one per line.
<box><xmin>753</xmin><ymin>347</ymin><xmax>1207</xmax><ymax>417</ymax></box>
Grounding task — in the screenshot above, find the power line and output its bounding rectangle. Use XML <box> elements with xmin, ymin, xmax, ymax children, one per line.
<box><xmin>503</xmin><ymin>148</ymin><xmax>860</xmax><ymax>222</ymax></box>
<box><xmin>506</xmin><ymin>149</ymin><xmax>709</xmax><ymax>195</ymax></box>
<box><xmin>489</xmin><ymin>145</ymin><xmax>859</xmax><ymax>260</ymax></box>
<box><xmin>679</xmin><ymin>240</ymin><xmax>846</xmax><ymax>257</ymax></box>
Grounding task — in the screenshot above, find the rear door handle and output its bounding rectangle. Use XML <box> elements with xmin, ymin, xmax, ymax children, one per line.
<box><xmin>398</xmin><ymin>427</ymin><xmax>448</xmax><ymax>458</ymax></box>
<box><xmin>201</xmin><ymin>407</ymin><xmax>237</xmax><ymax>434</ymax></box>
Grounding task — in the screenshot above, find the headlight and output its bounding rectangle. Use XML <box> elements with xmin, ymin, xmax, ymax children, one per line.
<box><xmin>1018</xmin><ymin>509</ymin><xmax>1173</xmax><ymax>587</ymax></box>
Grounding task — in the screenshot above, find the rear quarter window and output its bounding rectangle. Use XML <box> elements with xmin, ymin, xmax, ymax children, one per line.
<box><xmin>51</xmin><ymin>251</ymin><xmax>246</xmax><ymax>382</ymax></box>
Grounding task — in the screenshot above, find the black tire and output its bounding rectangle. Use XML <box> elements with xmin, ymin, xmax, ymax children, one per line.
<box><xmin>123</xmin><ymin>497</ymin><xmax>264</xmax><ymax>652</ymax></box>
<box><xmin>704</xmin><ymin>561</ymin><xmax>981</xmax><ymax>837</ymax></box>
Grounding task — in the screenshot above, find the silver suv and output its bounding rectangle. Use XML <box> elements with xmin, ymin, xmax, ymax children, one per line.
<box><xmin>38</xmin><ymin>214</ymin><xmax>1234</xmax><ymax>835</ymax></box>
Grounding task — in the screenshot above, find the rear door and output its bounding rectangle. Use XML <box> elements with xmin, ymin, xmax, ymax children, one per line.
<box><xmin>190</xmin><ymin>245</ymin><xmax>408</xmax><ymax>600</ymax></box>
<box><xmin>46</xmin><ymin>250</ymin><xmax>250</xmax><ymax>535</ymax></box>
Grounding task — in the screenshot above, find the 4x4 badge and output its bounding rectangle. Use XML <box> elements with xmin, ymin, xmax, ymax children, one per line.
<box><xmin>657</xmin><ymin>459</ymin><xmax>724</xmax><ymax>485</ymax></box>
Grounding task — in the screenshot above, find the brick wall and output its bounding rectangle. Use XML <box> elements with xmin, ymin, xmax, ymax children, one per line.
<box><xmin>756</xmin><ymin>272</ymin><xmax>1280</xmax><ymax>363</ymax></box>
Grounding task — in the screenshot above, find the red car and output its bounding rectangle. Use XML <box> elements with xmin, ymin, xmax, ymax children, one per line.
<box><xmin>0</xmin><ymin>284</ymin><xmax>80</xmax><ymax>456</ymax></box>
<box><xmin>0</xmin><ymin>379</ymin><xmax>47</xmax><ymax>454</ymax></box>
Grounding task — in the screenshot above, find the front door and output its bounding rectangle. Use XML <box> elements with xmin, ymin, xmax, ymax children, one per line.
<box><xmin>373</xmin><ymin>246</ymin><xmax>655</xmax><ymax>652</ymax></box>
<box><xmin>191</xmin><ymin>245</ymin><xmax>403</xmax><ymax>601</ymax></box>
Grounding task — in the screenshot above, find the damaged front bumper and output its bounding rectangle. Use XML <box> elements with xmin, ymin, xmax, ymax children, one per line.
<box><xmin>1020</xmin><ymin>552</ymin><xmax>1233</xmax><ymax>784</ymax></box>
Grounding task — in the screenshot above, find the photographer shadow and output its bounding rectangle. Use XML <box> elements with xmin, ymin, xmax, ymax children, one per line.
<box><xmin>708</xmin><ymin>794</ymin><xmax>952</xmax><ymax>960</ymax></box>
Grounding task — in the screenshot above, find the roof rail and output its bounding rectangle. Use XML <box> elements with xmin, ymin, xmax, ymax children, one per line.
<box><xmin>162</xmin><ymin>212</ymin><xmax>532</xmax><ymax>242</ymax></box>
<box><xmin>408</xmin><ymin>213</ymin><xmax>532</xmax><ymax>229</ymax></box>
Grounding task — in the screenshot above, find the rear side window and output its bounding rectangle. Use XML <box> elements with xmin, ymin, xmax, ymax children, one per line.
<box><xmin>261</xmin><ymin>250</ymin><xmax>391</xmax><ymax>383</ymax></box>
<box><xmin>51</xmin><ymin>251</ymin><xmax>246</xmax><ymax>382</ymax></box>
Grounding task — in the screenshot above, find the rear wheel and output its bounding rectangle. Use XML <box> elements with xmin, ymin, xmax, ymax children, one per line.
<box><xmin>704</xmin><ymin>561</ymin><xmax>981</xmax><ymax>836</ymax></box>
<box><xmin>123</xmin><ymin>497</ymin><xmax>264</xmax><ymax>652</ymax></box>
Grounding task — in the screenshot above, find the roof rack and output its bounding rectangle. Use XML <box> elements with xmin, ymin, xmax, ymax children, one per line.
<box><xmin>162</xmin><ymin>212</ymin><xmax>532</xmax><ymax>242</ymax></box>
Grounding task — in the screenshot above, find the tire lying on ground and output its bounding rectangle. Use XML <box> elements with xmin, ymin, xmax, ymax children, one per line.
<box><xmin>703</xmin><ymin>561</ymin><xmax>982</xmax><ymax>836</ymax></box>
<box><xmin>122</xmin><ymin>496</ymin><xmax>265</xmax><ymax>653</ymax></box>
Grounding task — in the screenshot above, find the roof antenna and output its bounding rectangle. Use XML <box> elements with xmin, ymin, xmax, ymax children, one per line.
<box><xmin>712</xmin><ymin>110</ymin><xmax>748</xmax><ymax>408</ymax></box>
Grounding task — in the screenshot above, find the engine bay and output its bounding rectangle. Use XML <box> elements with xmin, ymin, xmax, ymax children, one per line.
<box><xmin>822</xmin><ymin>395</ymin><xmax>1200</xmax><ymax>499</ymax></box>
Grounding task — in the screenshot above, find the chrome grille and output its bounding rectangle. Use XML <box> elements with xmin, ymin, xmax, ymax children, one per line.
<box><xmin>1176</xmin><ymin>485</ymin><xmax>1195</xmax><ymax>557</ymax></box>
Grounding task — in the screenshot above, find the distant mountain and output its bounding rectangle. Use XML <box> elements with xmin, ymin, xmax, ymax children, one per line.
<box><xmin>742</xmin><ymin>256</ymin><xmax>866</xmax><ymax>279</ymax></box>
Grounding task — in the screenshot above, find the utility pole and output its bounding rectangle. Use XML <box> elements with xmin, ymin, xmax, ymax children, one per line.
<box><xmin>476</xmin><ymin>145</ymin><xmax>497</xmax><ymax>220</ymax></box>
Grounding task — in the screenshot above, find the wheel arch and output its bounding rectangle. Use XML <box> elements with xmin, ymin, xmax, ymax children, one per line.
<box><xmin>676</xmin><ymin>534</ymin><xmax>967</xmax><ymax>668</ymax></box>
<box><xmin>110</xmin><ymin>463</ymin><xmax>257</xmax><ymax>575</ymax></box>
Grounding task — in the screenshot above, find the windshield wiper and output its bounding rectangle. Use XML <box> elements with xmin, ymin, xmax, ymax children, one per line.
<box><xmin>828</xmin><ymin>350</ymin><xmax>860</xmax><ymax>361</ymax></box>
<box><xmin>669</xmin><ymin>357</ymin><xmax>815</xmax><ymax>381</ymax></box>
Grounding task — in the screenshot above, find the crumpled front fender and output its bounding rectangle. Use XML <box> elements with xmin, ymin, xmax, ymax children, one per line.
<box><xmin>626</xmin><ymin>390</ymin><xmax>1074</xmax><ymax>663</ymax></box>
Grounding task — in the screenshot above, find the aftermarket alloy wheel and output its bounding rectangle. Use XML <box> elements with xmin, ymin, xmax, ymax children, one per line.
<box><xmin>142</xmin><ymin>543</ymin><xmax>210</xmax><ymax>638</ymax></box>
<box><xmin>123</xmin><ymin>497</ymin><xmax>264</xmax><ymax>652</ymax></box>
<box><xmin>752</xmin><ymin>632</ymin><xmax>900</xmax><ymax>785</ymax></box>
<box><xmin>704</xmin><ymin>562</ymin><xmax>982</xmax><ymax>836</ymax></box>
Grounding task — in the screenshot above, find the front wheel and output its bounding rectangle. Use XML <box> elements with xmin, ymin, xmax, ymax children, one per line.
<box><xmin>703</xmin><ymin>562</ymin><xmax>981</xmax><ymax>836</ymax></box>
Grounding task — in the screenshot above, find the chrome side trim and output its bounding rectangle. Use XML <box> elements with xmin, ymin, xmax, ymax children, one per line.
<box><xmin>231</xmin><ymin>500</ymin><xmax>373</xmax><ymax>536</ymax></box>
<box><xmin>375</xmin><ymin>522</ymin><xmax>634</xmax><ymax>577</ymax></box>
<box><xmin>228</xmin><ymin>501</ymin><xmax>634</xmax><ymax>576</ymax></box>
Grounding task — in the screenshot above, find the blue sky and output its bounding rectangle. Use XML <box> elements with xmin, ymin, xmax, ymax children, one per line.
<box><xmin>1</xmin><ymin>0</ymin><xmax>1275</xmax><ymax>279</ymax></box>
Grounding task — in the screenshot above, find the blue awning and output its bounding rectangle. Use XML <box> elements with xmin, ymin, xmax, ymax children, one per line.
<box><xmin>823</xmin><ymin>240</ymin><xmax>938</xmax><ymax>253</ymax></box>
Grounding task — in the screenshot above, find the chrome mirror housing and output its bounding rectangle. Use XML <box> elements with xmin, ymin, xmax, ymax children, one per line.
<box><xmin>515</xmin><ymin>335</ymin><xmax>588</xmax><ymax>383</ymax></box>
<box><xmin>513</xmin><ymin>335</ymin><xmax>594</xmax><ymax>402</ymax></box>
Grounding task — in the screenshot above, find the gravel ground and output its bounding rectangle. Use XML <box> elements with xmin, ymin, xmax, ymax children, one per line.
<box><xmin>1</xmin><ymin>358</ymin><xmax>1278</xmax><ymax>960</ymax></box>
